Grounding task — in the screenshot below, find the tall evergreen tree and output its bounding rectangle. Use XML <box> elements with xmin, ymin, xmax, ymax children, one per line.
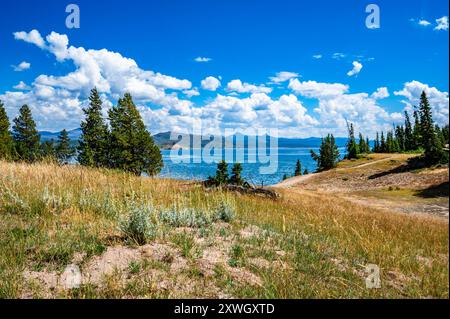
<box><xmin>108</xmin><ymin>93</ymin><xmax>163</xmax><ymax>175</ymax></box>
<box><xmin>345</xmin><ymin>122</ymin><xmax>359</xmax><ymax>159</ymax></box>
<box><xmin>380</xmin><ymin>132</ymin><xmax>386</xmax><ymax>153</ymax></box>
<box><xmin>395</xmin><ymin>125</ymin><xmax>405</xmax><ymax>152</ymax></box>
<box><xmin>358</xmin><ymin>133</ymin><xmax>370</xmax><ymax>154</ymax></box>
<box><xmin>229</xmin><ymin>162</ymin><xmax>244</xmax><ymax>185</ymax></box>
<box><xmin>412</xmin><ymin>109</ymin><xmax>422</xmax><ymax>149</ymax></box>
<box><xmin>0</xmin><ymin>100</ymin><xmax>15</xmax><ymax>160</ymax></box>
<box><xmin>365</xmin><ymin>137</ymin><xmax>371</xmax><ymax>153</ymax></box>
<box><xmin>209</xmin><ymin>160</ymin><xmax>229</xmax><ymax>185</ymax></box>
<box><xmin>12</xmin><ymin>105</ymin><xmax>40</xmax><ymax>162</ymax></box>
<box><xmin>294</xmin><ymin>159</ymin><xmax>302</xmax><ymax>176</ymax></box>
<box><xmin>404</xmin><ymin>111</ymin><xmax>414</xmax><ymax>151</ymax></box>
<box><xmin>441</xmin><ymin>124</ymin><xmax>449</xmax><ymax>146</ymax></box>
<box><xmin>373</xmin><ymin>132</ymin><xmax>380</xmax><ymax>153</ymax></box>
<box><xmin>310</xmin><ymin>134</ymin><xmax>340</xmax><ymax>171</ymax></box>
<box><xmin>418</xmin><ymin>91</ymin><xmax>443</xmax><ymax>163</ymax></box>
<box><xmin>56</xmin><ymin>129</ymin><xmax>75</xmax><ymax>164</ymax></box>
<box><xmin>40</xmin><ymin>140</ymin><xmax>57</xmax><ymax>160</ymax></box>
<box><xmin>78</xmin><ymin>88</ymin><xmax>109</xmax><ymax>167</ymax></box>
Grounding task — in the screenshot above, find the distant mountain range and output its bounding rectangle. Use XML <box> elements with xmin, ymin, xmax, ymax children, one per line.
<box><xmin>39</xmin><ymin>129</ymin><xmax>348</xmax><ymax>149</ymax></box>
<box><xmin>152</xmin><ymin>132</ymin><xmax>348</xmax><ymax>149</ymax></box>
<box><xmin>39</xmin><ymin>128</ymin><xmax>83</xmax><ymax>141</ymax></box>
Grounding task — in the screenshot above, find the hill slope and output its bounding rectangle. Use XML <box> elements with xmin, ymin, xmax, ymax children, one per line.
<box><xmin>0</xmin><ymin>160</ymin><xmax>448</xmax><ymax>299</ymax></box>
<box><xmin>275</xmin><ymin>153</ymin><xmax>449</xmax><ymax>218</ymax></box>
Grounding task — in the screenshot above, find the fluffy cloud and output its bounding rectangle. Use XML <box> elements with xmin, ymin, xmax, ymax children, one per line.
<box><xmin>269</xmin><ymin>72</ymin><xmax>299</xmax><ymax>84</ymax></box>
<box><xmin>12</xmin><ymin>61</ymin><xmax>31</xmax><ymax>72</ymax></box>
<box><xmin>435</xmin><ymin>16</ymin><xmax>449</xmax><ymax>31</ymax></box>
<box><xmin>3</xmin><ymin>29</ymin><xmax>444</xmax><ymax>138</ymax></box>
<box><xmin>371</xmin><ymin>87</ymin><xmax>390</xmax><ymax>99</ymax></box>
<box><xmin>183</xmin><ymin>88</ymin><xmax>200</xmax><ymax>97</ymax></box>
<box><xmin>288</xmin><ymin>79</ymin><xmax>349</xmax><ymax>98</ymax></box>
<box><xmin>13</xmin><ymin>29</ymin><xmax>45</xmax><ymax>48</ymax></box>
<box><xmin>418</xmin><ymin>19</ymin><xmax>432</xmax><ymax>26</ymax></box>
<box><xmin>194</xmin><ymin>57</ymin><xmax>212</xmax><ymax>62</ymax></box>
<box><xmin>13</xmin><ymin>81</ymin><xmax>31</xmax><ymax>90</ymax></box>
<box><xmin>313</xmin><ymin>54</ymin><xmax>322</xmax><ymax>59</ymax></box>
<box><xmin>201</xmin><ymin>76</ymin><xmax>221</xmax><ymax>91</ymax></box>
<box><xmin>394</xmin><ymin>80</ymin><xmax>449</xmax><ymax>126</ymax></box>
<box><xmin>347</xmin><ymin>61</ymin><xmax>363</xmax><ymax>77</ymax></box>
<box><xmin>287</xmin><ymin>79</ymin><xmax>402</xmax><ymax>136</ymax></box>
<box><xmin>3</xmin><ymin>30</ymin><xmax>193</xmax><ymax>130</ymax></box>
<box><xmin>226</xmin><ymin>79</ymin><xmax>272</xmax><ymax>94</ymax></box>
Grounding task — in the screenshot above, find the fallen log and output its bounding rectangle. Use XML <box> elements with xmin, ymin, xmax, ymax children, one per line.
<box><xmin>204</xmin><ymin>183</ymin><xmax>280</xmax><ymax>200</ymax></box>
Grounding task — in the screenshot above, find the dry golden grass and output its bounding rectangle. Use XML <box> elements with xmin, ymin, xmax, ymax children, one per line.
<box><xmin>0</xmin><ymin>160</ymin><xmax>448</xmax><ymax>298</ymax></box>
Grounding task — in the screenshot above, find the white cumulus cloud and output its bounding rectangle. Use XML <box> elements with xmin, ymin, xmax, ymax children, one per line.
<box><xmin>394</xmin><ymin>80</ymin><xmax>449</xmax><ymax>126</ymax></box>
<box><xmin>13</xmin><ymin>30</ymin><xmax>46</xmax><ymax>48</ymax></box>
<box><xmin>227</xmin><ymin>79</ymin><xmax>272</xmax><ymax>94</ymax></box>
<box><xmin>269</xmin><ymin>71</ymin><xmax>299</xmax><ymax>84</ymax></box>
<box><xmin>435</xmin><ymin>16</ymin><xmax>449</xmax><ymax>31</ymax></box>
<box><xmin>418</xmin><ymin>19</ymin><xmax>432</xmax><ymax>26</ymax></box>
<box><xmin>13</xmin><ymin>81</ymin><xmax>32</xmax><ymax>90</ymax></box>
<box><xmin>201</xmin><ymin>76</ymin><xmax>221</xmax><ymax>91</ymax></box>
<box><xmin>371</xmin><ymin>87</ymin><xmax>390</xmax><ymax>99</ymax></box>
<box><xmin>12</xmin><ymin>61</ymin><xmax>31</xmax><ymax>72</ymax></box>
<box><xmin>347</xmin><ymin>61</ymin><xmax>363</xmax><ymax>77</ymax></box>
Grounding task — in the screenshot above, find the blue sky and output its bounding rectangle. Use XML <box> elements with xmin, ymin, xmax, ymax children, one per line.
<box><xmin>0</xmin><ymin>0</ymin><xmax>448</xmax><ymax>137</ymax></box>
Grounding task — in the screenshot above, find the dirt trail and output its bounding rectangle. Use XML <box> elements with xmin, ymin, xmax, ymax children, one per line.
<box><xmin>273</xmin><ymin>154</ymin><xmax>449</xmax><ymax>219</ymax></box>
<box><xmin>274</xmin><ymin>156</ymin><xmax>394</xmax><ymax>189</ymax></box>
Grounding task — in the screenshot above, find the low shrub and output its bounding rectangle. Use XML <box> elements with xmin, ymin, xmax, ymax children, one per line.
<box><xmin>120</xmin><ymin>205</ymin><xmax>156</xmax><ymax>245</ymax></box>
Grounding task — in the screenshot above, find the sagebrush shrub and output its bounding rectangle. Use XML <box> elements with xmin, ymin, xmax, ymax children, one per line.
<box><xmin>215</xmin><ymin>202</ymin><xmax>236</xmax><ymax>223</ymax></box>
<box><xmin>120</xmin><ymin>205</ymin><xmax>156</xmax><ymax>245</ymax></box>
<box><xmin>159</xmin><ymin>207</ymin><xmax>215</xmax><ymax>228</ymax></box>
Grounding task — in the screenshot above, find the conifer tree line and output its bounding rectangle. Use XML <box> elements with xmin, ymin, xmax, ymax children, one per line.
<box><xmin>0</xmin><ymin>88</ymin><xmax>163</xmax><ymax>176</ymax></box>
<box><xmin>206</xmin><ymin>160</ymin><xmax>249</xmax><ymax>187</ymax></box>
<box><xmin>310</xmin><ymin>91</ymin><xmax>448</xmax><ymax>172</ymax></box>
<box><xmin>371</xmin><ymin>92</ymin><xmax>448</xmax><ymax>163</ymax></box>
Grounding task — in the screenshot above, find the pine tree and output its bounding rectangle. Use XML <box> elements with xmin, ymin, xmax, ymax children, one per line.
<box><xmin>358</xmin><ymin>133</ymin><xmax>369</xmax><ymax>154</ymax></box>
<box><xmin>40</xmin><ymin>140</ymin><xmax>57</xmax><ymax>160</ymax></box>
<box><xmin>380</xmin><ymin>132</ymin><xmax>386</xmax><ymax>153</ymax></box>
<box><xmin>78</xmin><ymin>88</ymin><xmax>109</xmax><ymax>167</ymax></box>
<box><xmin>365</xmin><ymin>137</ymin><xmax>371</xmax><ymax>153</ymax></box>
<box><xmin>56</xmin><ymin>129</ymin><xmax>75</xmax><ymax>164</ymax></box>
<box><xmin>210</xmin><ymin>160</ymin><xmax>229</xmax><ymax>185</ymax></box>
<box><xmin>229</xmin><ymin>163</ymin><xmax>244</xmax><ymax>185</ymax></box>
<box><xmin>418</xmin><ymin>91</ymin><xmax>443</xmax><ymax>163</ymax></box>
<box><xmin>12</xmin><ymin>105</ymin><xmax>40</xmax><ymax>162</ymax></box>
<box><xmin>303</xmin><ymin>168</ymin><xmax>309</xmax><ymax>175</ymax></box>
<box><xmin>0</xmin><ymin>100</ymin><xmax>15</xmax><ymax>160</ymax></box>
<box><xmin>404</xmin><ymin>111</ymin><xmax>414</xmax><ymax>151</ymax></box>
<box><xmin>346</xmin><ymin>123</ymin><xmax>359</xmax><ymax>159</ymax></box>
<box><xmin>373</xmin><ymin>132</ymin><xmax>380</xmax><ymax>153</ymax></box>
<box><xmin>412</xmin><ymin>109</ymin><xmax>422</xmax><ymax>150</ymax></box>
<box><xmin>441</xmin><ymin>125</ymin><xmax>449</xmax><ymax>146</ymax></box>
<box><xmin>310</xmin><ymin>134</ymin><xmax>340</xmax><ymax>171</ymax></box>
<box><xmin>294</xmin><ymin>159</ymin><xmax>302</xmax><ymax>176</ymax></box>
<box><xmin>108</xmin><ymin>93</ymin><xmax>163</xmax><ymax>175</ymax></box>
<box><xmin>395</xmin><ymin>125</ymin><xmax>405</xmax><ymax>152</ymax></box>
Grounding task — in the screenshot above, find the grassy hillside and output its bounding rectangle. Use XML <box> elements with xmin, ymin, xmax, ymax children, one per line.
<box><xmin>0</xmin><ymin>160</ymin><xmax>448</xmax><ymax>298</ymax></box>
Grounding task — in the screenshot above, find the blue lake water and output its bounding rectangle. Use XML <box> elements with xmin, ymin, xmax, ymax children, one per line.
<box><xmin>158</xmin><ymin>147</ymin><xmax>346</xmax><ymax>186</ymax></box>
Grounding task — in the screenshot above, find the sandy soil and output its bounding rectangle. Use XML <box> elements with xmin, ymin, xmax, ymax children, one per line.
<box><xmin>274</xmin><ymin>154</ymin><xmax>449</xmax><ymax>219</ymax></box>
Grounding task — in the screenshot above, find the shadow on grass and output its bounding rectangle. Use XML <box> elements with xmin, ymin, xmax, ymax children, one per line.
<box><xmin>414</xmin><ymin>182</ymin><xmax>449</xmax><ymax>198</ymax></box>
<box><xmin>368</xmin><ymin>156</ymin><xmax>430</xmax><ymax>180</ymax></box>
